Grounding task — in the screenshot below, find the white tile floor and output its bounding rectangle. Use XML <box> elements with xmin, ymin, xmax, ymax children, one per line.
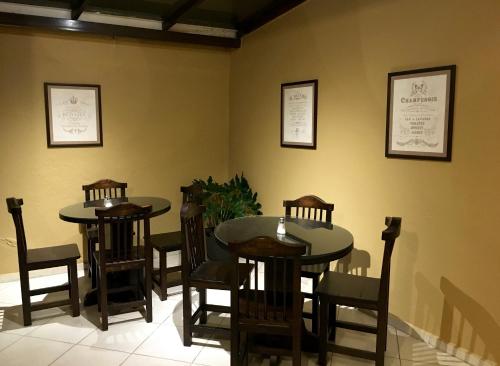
<box><xmin>0</xmin><ymin>270</ymin><xmax>471</xmax><ymax>366</ymax></box>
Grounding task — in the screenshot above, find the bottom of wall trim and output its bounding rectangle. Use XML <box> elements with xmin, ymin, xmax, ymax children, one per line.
<box><xmin>357</xmin><ymin>309</ymin><xmax>496</xmax><ymax>366</ymax></box>
<box><xmin>0</xmin><ymin>263</ymin><xmax>85</xmax><ymax>283</ymax></box>
<box><xmin>393</xmin><ymin>320</ymin><xmax>496</xmax><ymax>366</ymax></box>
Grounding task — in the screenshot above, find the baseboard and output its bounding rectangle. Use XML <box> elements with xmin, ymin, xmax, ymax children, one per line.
<box><xmin>0</xmin><ymin>263</ymin><xmax>86</xmax><ymax>283</ymax></box>
<box><xmin>358</xmin><ymin>309</ymin><xmax>496</xmax><ymax>366</ymax></box>
<box><xmin>392</xmin><ymin>319</ymin><xmax>497</xmax><ymax>366</ymax></box>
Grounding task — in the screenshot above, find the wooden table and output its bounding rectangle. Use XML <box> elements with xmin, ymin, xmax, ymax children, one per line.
<box><xmin>59</xmin><ymin>196</ymin><xmax>171</xmax><ymax>305</ymax></box>
<box><xmin>214</xmin><ymin>215</ymin><xmax>354</xmax><ymax>352</ymax></box>
<box><xmin>215</xmin><ymin>216</ymin><xmax>353</xmax><ymax>265</ymax></box>
<box><xmin>59</xmin><ymin>196</ymin><xmax>171</xmax><ymax>224</ymax></box>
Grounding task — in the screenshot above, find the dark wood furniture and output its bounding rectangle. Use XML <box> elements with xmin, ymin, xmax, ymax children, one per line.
<box><xmin>59</xmin><ymin>196</ymin><xmax>170</xmax><ymax>307</ymax></box>
<box><xmin>94</xmin><ymin>203</ymin><xmax>153</xmax><ymax>331</ymax></box>
<box><xmin>151</xmin><ymin>184</ymin><xmax>202</xmax><ymax>300</ymax></box>
<box><xmin>83</xmin><ymin>179</ymin><xmax>128</xmax><ymax>201</ymax></box>
<box><xmin>316</xmin><ymin>217</ymin><xmax>402</xmax><ymax>366</ymax></box>
<box><xmin>82</xmin><ymin>179</ymin><xmax>127</xmax><ymax>288</ymax></box>
<box><xmin>214</xmin><ymin>215</ymin><xmax>353</xmax><ymax>352</ymax></box>
<box><xmin>214</xmin><ymin>216</ymin><xmax>352</xmax><ymax>265</ymax></box>
<box><xmin>180</xmin><ymin>202</ymin><xmax>253</xmax><ymax>346</ymax></box>
<box><xmin>59</xmin><ymin>196</ymin><xmax>171</xmax><ymax>225</ymax></box>
<box><xmin>229</xmin><ymin>236</ymin><xmax>306</xmax><ymax>366</ymax></box>
<box><xmin>283</xmin><ymin>195</ymin><xmax>334</xmax><ymax>334</ymax></box>
<box><xmin>6</xmin><ymin>197</ymin><xmax>81</xmax><ymax>326</ymax></box>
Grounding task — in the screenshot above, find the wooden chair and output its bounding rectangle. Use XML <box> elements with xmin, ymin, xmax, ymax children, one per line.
<box><xmin>82</xmin><ymin>179</ymin><xmax>127</xmax><ymax>288</ymax></box>
<box><xmin>316</xmin><ymin>217</ymin><xmax>402</xmax><ymax>366</ymax></box>
<box><xmin>180</xmin><ymin>202</ymin><xmax>253</xmax><ymax>346</ymax></box>
<box><xmin>151</xmin><ymin>183</ymin><xmax>202</xmax><ymax>300</ymax></box>
<box><xmin>94</xmin><ymin>203</ymin><xmax>153</xmax><ymax>331</ymax></box>
<box><xmin>229</xmin><ymin>236</ymin><xmax>306</xmax><ymax>366</ymax></box>
<box><xmin>283</xmin><ymin>195</ymin><xmax>334</xmax><ymax>333</ymax></box>
<box><xmin>6</xmin><ymin>197</ymin><xmax>80</xmax><ymax>326</ymax></box>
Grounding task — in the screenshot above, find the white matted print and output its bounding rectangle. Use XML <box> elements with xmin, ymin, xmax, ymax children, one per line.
<box><xmin>386</xmin><ymin>65</ymin><xmax>455</xmax><ymax>161</ymax></box>
<box><xmin>44</xmin><ymin>83</ymin><xmax>102</xmax><ymax>147</ymax></box>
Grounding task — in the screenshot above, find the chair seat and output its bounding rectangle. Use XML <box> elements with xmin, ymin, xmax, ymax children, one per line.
<box><xmin>316</xmin><ymin>271</ymin><xmax>380</xmax><ymax>304</ymax></box>
<box><xmin>191</xmin><ymin>261</ymin><xmax>254</xmax><ymax>288</ymax></box>
<box><xmin>150</xmin><ymin>231</ymin><xmax>182</xmax><ymax>252</ymax></box>
<box><xmin>27</xmin><ymin>243</ymin><xmax>80</xmax><ymax>265</ymax></box>
<box><xmin>301</xmin><ymin>262</ymin><xmax>329</xmax><ymax>276</ymax></box>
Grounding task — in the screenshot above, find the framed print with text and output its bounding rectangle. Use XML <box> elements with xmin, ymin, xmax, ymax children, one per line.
<box><xmin>281</xmin><ymin>79</ymin><xmax>318</xmax><ymax>149</ymax></box>
<box><xmin>44</xmin><ymin>83</ymin><xmax>103</xmax><ymax>147</ymax></box>
<box><xmin>386</xmin><ymin>65</ymin><xmax>456</xmax><ymax>161</ymax></box>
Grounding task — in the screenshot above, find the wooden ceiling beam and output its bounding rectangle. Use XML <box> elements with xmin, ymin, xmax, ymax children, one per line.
<box><xmin>237</xmin><ymin>0</ymin><xmax>306</xmax><ymax>37</ymax></box>
<box><xmin>162</xmin><ymin>0</ymin><xmax>205</xmax><ymax>31</ymax></box>
<box><xmin>71</xmin><ymin>0</ymin><xmax>87</xmax><ymax>20</ymax></box>
<box><xmin>0</xmin><ymin>12</ymin><xmax>240</xmax><ymax>48</ymax></box>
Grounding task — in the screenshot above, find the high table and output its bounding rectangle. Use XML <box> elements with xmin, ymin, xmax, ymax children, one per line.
<box><xmin>59</xmin><ymin>196</ymin><xmax>171</xmax><ymax>305</ymax></box>
<box><xmin>214</xmin><ymin>215</ymin><xmax>354</xmax><ymax>352</ymax></box>
<box><xmin>59</xmin><ymin>196</ymin><xmax>171</xmax><ymax>224</ymax></box>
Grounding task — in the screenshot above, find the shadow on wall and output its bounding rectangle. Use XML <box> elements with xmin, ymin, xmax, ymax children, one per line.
<box><xmin>440</xmin><ymin>277</ymin><xmax>500</xmax><ymax>365</ymax></box>
<box><xmin>334</xmin><ymin>247</ymin><xmax>371</xmax><ymax>276</ymax></box>
<box><xmin>414</xmin><ymin>272</ymin><xmax>444</xmax><ymax>336</ymax></box>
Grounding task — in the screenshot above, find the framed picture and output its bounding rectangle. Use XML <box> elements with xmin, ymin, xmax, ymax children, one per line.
<box><xmin>281</xmin><ymin>79</ymin><xmax>318</xmax><ymax>149</ymax></box>
<box><xmin>386</xmin><ymin>65</ymin><xmax>456</xmax><ymax>161</ymax></box>
<box><xmin>44</xmin><ymin>83</ymin><xmax>103</xmax><ymax>147</ymax></box>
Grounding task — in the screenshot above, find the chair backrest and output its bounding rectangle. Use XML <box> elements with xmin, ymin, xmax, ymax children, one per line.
<box><xmin>283</xmin><ymin>195</ymin><xmax>334</xmax><ymax>223</ymax></box>
<box><xmin>83</xmin><ymin>179</ymin><xmax>128</xmax><ymax>202</ymax></box>
<box><xmin>6</xmin><ymin>197</ymin><xmax>28</xmax><ymax>267</ymax></box>
<box><xmin>229</xmin><ymin>236</ymin><xmax>306</xmax><ymax>324</ymax></box>
<box><xmin>379</xmin><ymin>217</ymin><xmax>402</xmax><ymax>302</ymax></box>
<box><xmin>180</xmin><ymin>202</ymin><xmax>206</xmax><ymax>275</ymax></box>
<box><xmin>181</xmin><ymin>183</ymin><xmax>203</xmax><ymax>204</ymax></box>
<box><xmin>95</xmin><ymin>203</ymin><xmax>152</xmax><ymax>267</ymax></box>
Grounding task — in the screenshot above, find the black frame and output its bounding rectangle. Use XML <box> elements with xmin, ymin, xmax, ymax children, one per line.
<box><xmin>281</xmin><ymin>79</ymin><xmax>318</xmax><ymax>149</ymax></box>
<box><xmin>44</xmin><ymin>82</ymin><xmax>103</xmax><ymax>148</ymax></box>
<box><xmin>385</xmin><ymin>65</ymin><xmax>456</xmax><ymax>161</ymax></box>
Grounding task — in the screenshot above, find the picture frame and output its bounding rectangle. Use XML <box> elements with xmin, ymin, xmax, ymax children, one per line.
<box><xmin>385</xmin><ymin>65</ymin><xmax>456</xmax><ymax>161</ymax></box>
<box><xmin>281</xmin><ymin>79</ymin><xmax>318</xmax><ymax>149</ymax></box>
<box><xmin>44</xmin><ymin>83</ymin><xmax>103</xmax><ymax>147</ymax></box>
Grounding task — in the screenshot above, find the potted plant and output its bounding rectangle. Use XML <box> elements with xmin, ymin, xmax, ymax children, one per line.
<box><xmin>193</xmin><ymin>174</ymin><xmax>262</xmax><ymax>260</ymax></box>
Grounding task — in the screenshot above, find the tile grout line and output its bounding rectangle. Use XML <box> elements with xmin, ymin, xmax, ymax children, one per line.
<box><xmin>0</xmin><ymin>332</ymin><xmax>24</xmax><ymax>353</ymax></box>
<box><xmin>46</xmin><ymin>342</ymin><xmax>77</xmax><ymax>366</ymax></box>
<box><xmin>129</xmin><ymin>319</ymin><xmax>162</xmax><ymax>354</ymax></box>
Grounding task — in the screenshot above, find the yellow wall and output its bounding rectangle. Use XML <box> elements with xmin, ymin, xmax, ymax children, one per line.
<box><xmin>0</xmin><ymin>29</ymin><xmax>230</xmax><ymax>273</ymax></box>
<box><xmin>229</xmin><ymin>0</ymin><xmax>500</xmax><ymax>363</ymax></box>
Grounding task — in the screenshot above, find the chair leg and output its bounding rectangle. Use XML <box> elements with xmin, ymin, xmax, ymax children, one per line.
<box><xmin>376</xmin><ymin>307</ymin><xmax>388</xmax><ymax>366</ymax></box>
<box><xmin>145</xmin><ymin>263</ymin><xmax>153</xmax><ymax>323</ymax></box>
<box><xmin>292</xmin><ymin>323</ymin><xmax>301</xmax><ymax>366</ymax></box>
<box><xmin>312</xmin><ymin>276</ymin><xmax>319</xmax><ymax>334</ymax></box>
<box><xmin>183</xmin><ymin>286</ymin><xmax>192</xmax><ymax>346</ymax></box>
<box><xmin>86</xmin><ymin>236</ymin><xmax>92</xmax><ymax>278</ymax></box>
<box><xmin>19</xmin><ymin>269</ymin><xmax>31</xmax><ymax>326</ymax></box>
<box><xmin>69</xmin><ymin>262</ymin><xmax>80</xmax><ymax>317</ymax></box>
<box><xmin>230</xmin><ymin>314</ymin><xmax>240</xmax><ymax>366</ymax></box>
<box><xmin>96</xmin><ymin>270</ymin><xmax>101</xmax><ymax>312</ymax></box>
<box><xmin>318</xmin><ymin>296</ymin><xmax>329</xmax><ymax>366</ymax></box>
<box><xmin>329</xmin><ymin>302</ymin><xmax>337</xmax><ymax>342</ymax></box>
<box><xmin>90</xmin><ymin>241</ymin><xmax>97</xmax><ymax>289</ymax></box>
<box><xmin>100</xmin><ymin>269</ymin><xmax>108</xmax><ymax>331</ymax></box>
<box><xmin>199</xmin><ymin>288</ymin><xmax>207</xmax><ymax>324</ymax></box>
<box><xmin>159</xmin><ymin>249</ymin><xmax>168</xmax><ymax>301</ymax></box>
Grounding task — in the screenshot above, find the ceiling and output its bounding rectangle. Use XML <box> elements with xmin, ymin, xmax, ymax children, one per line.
<box><xmin>0</xmin><ymin>0</ymin><xmax>307</xmax><ymax>48</ymax></box>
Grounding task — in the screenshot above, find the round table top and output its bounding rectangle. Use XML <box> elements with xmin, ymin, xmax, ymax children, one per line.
<box><xmin>214</xmin><ymin>216</ymin><xmax>354</xmax><ymax>265</ymax></box>
<box><xmin>59</xmin><ymin>196</ymin><xmax>171</xmax><ymax>224</ymax></box>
